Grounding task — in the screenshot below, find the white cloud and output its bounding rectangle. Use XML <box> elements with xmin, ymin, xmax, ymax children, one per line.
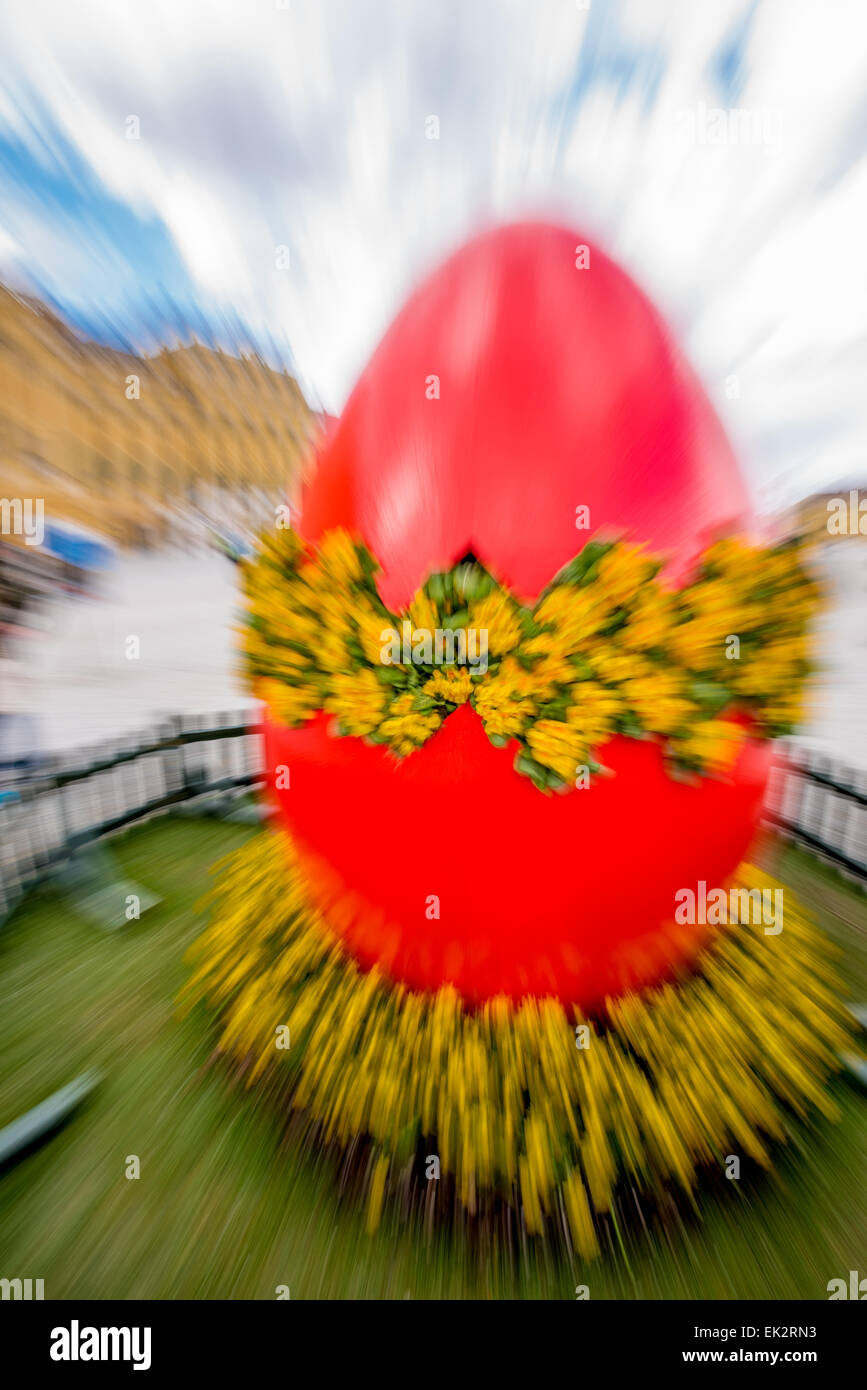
<box><xmin>0</xmin><ymin>0</ymin><xmax>865</xmax><ymax>504</ymax></box>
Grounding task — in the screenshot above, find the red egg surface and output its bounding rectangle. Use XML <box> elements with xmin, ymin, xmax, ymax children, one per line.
<box><xmin>263</xmin><ymin>222</ymin><xmax>765</xmax><ymax>1007</ymax></box>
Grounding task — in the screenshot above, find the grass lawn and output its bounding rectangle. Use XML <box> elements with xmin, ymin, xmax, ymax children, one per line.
<box><xmin>0</xmin><ymin>818</ymin><xmax>865</xmax><ymax>1299</ymax></box>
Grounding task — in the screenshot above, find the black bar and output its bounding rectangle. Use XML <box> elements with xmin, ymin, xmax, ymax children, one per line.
<box><xmin>15</xmin><ymin>724</ymin><xmax>257</xmax><ymax>794</ymax></box>
<box><xmin>5</xmin><ymin>1298</ymin><xmax>864</xmax><ymax>1373</ymax></box>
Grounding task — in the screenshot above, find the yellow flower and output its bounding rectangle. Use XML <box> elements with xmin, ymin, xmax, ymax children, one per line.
<box><xmin>619</xmin><ymin>584</ymin><xmax>674</xmax><ymax>651</ymax></box>
<box><xmin>668</xmin><ymin>609</ymin><xmax>733</xmax><ymax>671</ymax></box>
<box><xmin>379</xmin><ymin>691</ymin><xmax>442</xmax><ymax>755</ymax></box>
<box><xmin>316</xmin><ymin>527</ymin><xmax>362</xmax><ymax>586</ymax></box>
<box><xmin>185</xmin><ymin>832</ymin><xmax>850</xmax><ymax>1244</ymax></box>
<box><xmin>501</xmin><ymin>648</ymin><xmax>574</xmax><ymax>701</ymax></box>
<box><xmin>703</xmin><ymin>536</ymin><xmax>754</xmax><ymax>575</ymax></box>
<box><xmin>532</xmin><ymin>585</ymin><xmax>607</xmax><ymax>653</ymax></box>
<box><xmin>313</xmin><ymin>590</ymin><xmax>358</xmax><ymax>673</ymax></box>
<box><xmin>472</xmin><ymin>669</ymin><xmax>532</xmax><ymax>739</ymax></box>
<box><xmin>673</xmin><ymin>717</ymin><xmax>744</xmax><ymax>774</ymax></box>
<box><xmin>526</xmin><ymin>719</ymin><xmax>588</xmax><ymax>782</ymax></box>
<box><xmin>240</xmin><ymin>525</ymin><xmax>820</xmax><ymax>790</ymax></box>
<box><xmin>256</xmin><ymin>677</ymin><xmax>319</xmax><ymax>727</ymax></box>
<box><xmin>596</xmin><ymin>544</ymin><xmax>656</xmax><ymax>607</ymax></box>
<box><xmin>565</xmin><ymin>683</ymin><xmax>621</xmax><ymax>749</ymax></box>
<box><xmin>761</xmin><ymin>693</ymin><xmax>807</xmax><ymax>731</ymax></box>
<box><xmin>585</xmin><ymin>644</ymin><xmax>651</xmax><ymax>686</ymax></box>
<box><xmin>408</xmin><ymin>588</ymin><xmax>439</xmax><ymax>637</ymax></box>
<box><xmin>324</xmin><ymin>669</ymin><xmax>386</xmax><ymax>736</ymax></box>
<box><xmin>356</xmin><ymin>602</ymin><xmax>400</xmax><ymax>666</ymax></box>
<box><xmin>424</xmin><ymin>667</ymin><xmax>473</xmax><ymax>704</ymax></box>
<box><xmin>469</xmin><ymin>590</ymin><xmax>522</xmax><ymax>656</ymax></box>
<box><xmin>622</xmin><ymin>669</ymin><xmax>693</xmax><ymax>735</ymax></box>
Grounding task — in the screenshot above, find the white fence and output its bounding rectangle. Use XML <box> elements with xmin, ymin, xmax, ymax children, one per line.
<box><xmin>764</xmin><ymin>740</ymin><xmax>867</xmax><ymax>882</ymax></box>
<box><xmin>0</xmin><ymin>711</ymin><xmax>264</xmax><ymax>923</ymax></box>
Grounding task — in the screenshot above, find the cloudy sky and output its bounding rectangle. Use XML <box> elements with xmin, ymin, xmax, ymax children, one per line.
<box><xmin>1</xmin><ymin>0</ymin><xmax>865</xmax><ymax>508</ymax></box>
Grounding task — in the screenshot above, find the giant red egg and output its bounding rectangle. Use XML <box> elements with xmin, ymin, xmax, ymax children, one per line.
<box><xmin>263</xmin><ymin>222</ymin><xmax>767</xmax><ymax>1008</ymax></box>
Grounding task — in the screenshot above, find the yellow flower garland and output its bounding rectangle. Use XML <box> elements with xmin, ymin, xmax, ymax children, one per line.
<box><xmin>241</xmin><ymin>528</ymin><xmax>820</xmax><ymax>790</ymax></box>
<box><xmin>183</xmin><ymin>525</ymin><xmax>843</xmax><ymax>1249</ymax></box>
<box><xmin>181</xmin><ymin>830</ymin><xmax>852</xmax><ymax>1252</ymax></box>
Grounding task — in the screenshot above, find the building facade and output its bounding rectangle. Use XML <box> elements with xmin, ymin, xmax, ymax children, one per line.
<box><xmin>0</xmin><ymin>286</ymin><xmax>318</xmax><ymax>547</ymax></box>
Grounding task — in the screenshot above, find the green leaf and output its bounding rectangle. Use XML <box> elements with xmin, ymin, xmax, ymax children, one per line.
<box><xmin>454</xmin><ymin>563</ymin><xmax>487</xmax><ymax>601</ymax></box>
<box><xmin>545</xmin><ymin>770</ymin><xmax>570</xmax><ymax>793</ymax></box>
<box><xmin>688</xmin><ymin>680</ymin><xmax>730</xmax><ymax>714</ymax></box>
<box><xmin>617</xmin><ymin>718</ymin><xmax>646</xmax><ymax>740</ymax></box>
<box><xmin>542</xmin><ymin>539</ymin><xmax>615</xmax><ymax>594</ymax></box>
<box><xmin>514</xmin><ymin>749</ymin><xmax>551</xmax><ymax>792</ymax></box>
<box><xmin>427</xmin><ymin>572</ymin><xmax>446</xmax><ymax>604</ymax></box>
<box><xmin>375</xmin><ymin>666</ymin><xmax>406</xmax><ymax>686</ymax></box>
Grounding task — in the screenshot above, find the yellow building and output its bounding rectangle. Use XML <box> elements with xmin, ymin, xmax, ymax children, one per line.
<box><xmin>0</xmin><ymin>284</ymin><xmax>318</xmax><ymax>547</ymax></box>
